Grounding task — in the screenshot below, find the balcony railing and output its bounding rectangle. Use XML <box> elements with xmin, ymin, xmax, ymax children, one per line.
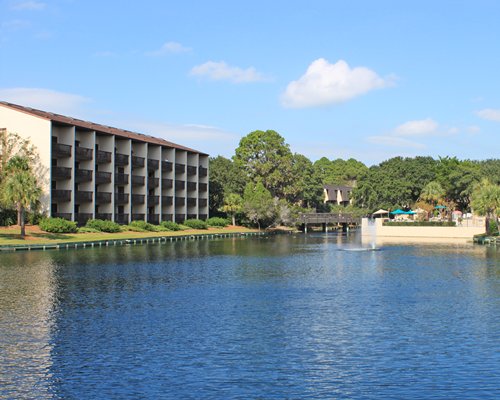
<box><xmin>187</xmin><ymin>165</ymin><xmax>197</xmax><ymax>176</ymax></box>
<box><xmin>115</xmin><ymin>213</ymin><xmax>129</xmax><ymax>224</ymax></box>
<box><xmin>199</xmin><ymin>166</ymin><xmax>208</xmax><ymax>177</ymax></box>
<box><xmin>95</xmin><ymin>171</ymin><xmax>112</xmax><ymax>184</ymax></box>
<box><xmin>52</xmin><ymin>212</ymin><xmax>72</xmax><ymax>220</ymax></box>
<box><xmin>148</xmin><ymin>177</ymin><xmax>159</xmax><ymax>188</ymax></box>
<box><xmin>75</xmin><ymin>146</ymin><xmax>93</xmax><ymax>161</ymax></box>
<box><xmin>52</xmin><ymin>166</ymin><xmax>72</xmax><ymax>180</ymax></box>
<box><xmin>187</xmin><ymin>198</ymin><xmax>197</xmax><ymax>207</ymax></box>
<box><xmin>114</xmin><ymin>193</ymin><xmax>129</xmax><ymax>204</ymax></box>
<box><xmin>187</xmin><ymin>214</ymin><xmax>197</xmax><ymax>220</ymax></box>
<box><xmin>97</xmin><ymin>150</ymin><xmax>111</xmax><ymax>164</ymax></box>
<box><xmin>162</xmin><ymin>161</ymin><xmax>173</xmax><ymax>172</ymax></box>
<box><xmin>132</xmin><ymin>194</ymin><xmax>145</xmax><ymax>204</ymax></box>
<box><xmin>187</xmin><ymin>182</ymin><xmax>197</xmax><ymax>191</ymax></box>
<box><xmin>75</xmin><ymin>191</ymin><xmax>93</xmax><ymax>203</ymax></box>
<box><xmin>161</xmin><ymin>213</ymin><xmax>173</xmax><ymax>222</ymax></box>
<box><xmin>199</xmin><ymin>198</ymin><xmax>208</xmax><ymax>207</ymax></box>
<box><xmin>131</xmin><ymin>213</ymin><xmax>145</xmax><ymax>221</ymax></box>
<box><xmin>95</xmin><ymin>192</ymin><xmax>112</xmax><ymax>204</ymax></box>
<box><xmin>147</xmin><ymin>159</ymin><xmax>159</xmax><ymax>170</ymax></box>
<box><xmin>115</xmin><ymin>153</ymin><xmax>129</xmax><ymax>166</ymax></box>
<box><xmin>147</xmin><ymin>195</ymin><xmax>159</xmax><ymax>206</ymax></box>
<box><xmin>131</xmin><ymin>175</ymin><xmax>145</xmax><ymax>185</ymax></box>
<box><xmin>52</xmin><ymin>142</ymin><xmax>72</xmax><ymax>157</ymax></box>
<box><xmin>175</xmin><ymin>180</ymin><xmax>185</xmax><ymax>190</ymax></box>
<box><xmin>75</xmin><ymin>213</ymin><xmax>93</xmax><ymax>225</ymax></box>
<box><xmin>162</xmin><ymin>178</ymin><xmax>173</xmax><ymax>189</ymax></box>
<box><xmin>115</xmin><ymin>173</ymin><xmax>129</xmax><ymax>185</ymax></box>
<box><xmin>147</xmin><ymin>214</ymin><xmax>159</xmax><ymax>225</ymax></box>
<box><xmin>162</xmin><ymin>196</ymin><xmax>173</xmax><ymax>206</ymax></box>
<box><xmin>52</xmin><ymin>189</ymin><xmax>71</xmax><ymax>201</ymax></box>
<box><xmin>199</xmin><ymin>214</ymin><xmax>208</xmax><ymax>220</ymax></box>
<box><xmin>175</xmin><ymin>215</ymin><xmax>185</xmax><ymax>223</ymax></box>
<box><xmin>96</xmin><ymin>213</ymin><xmax>112</xmax><ymax>221</ymax></box>
<box><xmin>175</xmin><ymin>197</ymin><xmax>185</xmax><ymax>206</ymax></box>
<box><xmin>199</xmin><ymin>182</ymin><xmax>208</xmax><ymax>192</ymax></box>
<box><xmin>132</xmin><ymin>155</ymin><xmax>145</xmax><ymax>168</ymax></box>
<box><xmin>175</xmin><ymin>163</ymin><xmax>185</xmax><ymax>174</ymax></box>
<box><xmin>75</xmin><ymin>169</ymin><xmax>92</xmax><ymax>183</ymax></box>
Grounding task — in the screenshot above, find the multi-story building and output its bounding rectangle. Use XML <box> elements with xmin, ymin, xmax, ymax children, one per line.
<box><xmin>323</xmin><ymin>184</ymin><xmax>353</xmax><ymax>207</ymax></box>
<box><xmin>0</xmin><ymin>101</ymin><xmax>209</xmax><ymax>225</ymax></box>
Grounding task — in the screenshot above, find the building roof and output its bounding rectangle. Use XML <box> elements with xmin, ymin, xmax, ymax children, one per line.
<box><xmin>0</xmin><ymin>101</ymin><xmax>208</xmax><ymax>156</ymax></box>
<box><xmin>323</xmin><ymin>184</ymin><xmax>353</xmax><ymax>192</ymax></box>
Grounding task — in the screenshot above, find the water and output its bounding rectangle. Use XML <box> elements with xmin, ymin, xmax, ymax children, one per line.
<box><xmin>0</xmin><ymin>233</ymin><xmax>499</xmax><ymax>399</ymax></box>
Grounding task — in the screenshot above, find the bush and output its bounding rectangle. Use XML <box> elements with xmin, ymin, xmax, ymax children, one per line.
<box><xmin>77</xmin><ymin>226</ymin><xmax>100</xmax><ymax>233</ymax></box>
<box><xmin>183</xmin><ymin>219</ymin><xmax>208</xmax><ymax>230</ymax></box>
<box><xmin>488</xmin><ymin>219</ymin><xmax>499</xmax><ymax>236</ymax></box>
<box><xmin>0</xmin><ymin>209</ymin><xmax>16</xmax><ymax>226</ymax></box>
<box><xmin>86</xmin><ymin>219</ymin><xmax>122</xmax><ymax>233</ymax></box>
<box><xmin>129</xmin><ymin>220</ymin><xmax>156</xmax><ymax>231</ymax></box>
<box><xmin>39</xmin><ymin>217</ymin><xmax>77</xmax><ymax>233</ymax></box>
<box><xmin>206</xmin><ymin>217</ymin><xmax>229</xmax><ymax>227</ymax></box>
<box><xmin>383</xmin><ymin>221</ymin><xmax>456</xmax><ymax>227</ymax></box>
<box><xmin>160</xmin><ymin>221</ymin><xmax>181</xmax><ymax>231</ymax></box>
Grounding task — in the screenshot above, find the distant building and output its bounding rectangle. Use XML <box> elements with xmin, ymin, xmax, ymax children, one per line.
<box><xmin>0</xmin><ymin>101</ymin><xmax>209</xmax><ymax>225</ymax></box>
<box><xmin>323</xmin><ymin>184</ymin><xmax>353</xmax><ymax>206</ymax></box>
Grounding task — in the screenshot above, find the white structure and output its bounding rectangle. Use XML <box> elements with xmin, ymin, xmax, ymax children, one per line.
<box><xmin>0</xmin><ymin>101</ymin><xmax>209</xmax><ymax>225</ymax></box>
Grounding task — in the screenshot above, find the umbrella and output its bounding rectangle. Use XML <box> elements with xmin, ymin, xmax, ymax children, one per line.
<box><xmin>373</xmin><ymin>209</ymin><xmax>389</xmax><ymax>215</ymax></box>
<box><xmin>435</xmin><ymin>205</ymin><xmax>446</xmax><ymax>209</ymax></box>
<box><xmin>390</xmin><ymin>209</ymin><xmax>407</xmax><ymax>214</ymax></box>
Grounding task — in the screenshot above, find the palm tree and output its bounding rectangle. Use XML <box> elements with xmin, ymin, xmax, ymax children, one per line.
<box><xmin>2</xmin><ymin>156</ymin><xmax>41</xmax><ymax>237</ymax></box>
<box><xmin>471</xmin><ymin>179</ymin><xmax>500</xmax><ymax>235</ymax></box>
<box><xmin>219</xmin><ymin>193</ymin><xmax>243</xmax><ymax>226</ymax></box>
<box><xmin>419</xmin><ymin>181</ymin><xmax>445</xmax><ymax>206</ymax></box>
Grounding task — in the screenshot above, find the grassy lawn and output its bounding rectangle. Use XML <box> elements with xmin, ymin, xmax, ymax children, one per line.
<box><xmin>0</xmin><ymin>225</ymin><xmax>260</xmax><ymax>246</ymax></box>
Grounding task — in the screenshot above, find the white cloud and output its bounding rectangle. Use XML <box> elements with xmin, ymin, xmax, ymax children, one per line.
<box><xmin>11</xmin><ymin>1</ymin><xmax>46</xmax><ymax>10</ymax></box>
<box><xmin>466</xmin><ymin>125</ymin><xmax>481</xmax><ymax>134</ymax></box>
<box><xmin>476</xmin><ymin>108</ymin><xmax>500</xmax><ymax>122</ymax></box>
<box><xmin>367</xmin><ymin>135</ymin><xmax>425</xmax><ymax>149</ymax></box>
<box><xmin>0</xmin><ymin>88</ymin><xmax>90</xmax><ymax>115</ymax></box>
<box><xmin>146</xmin><ymin>41</ymin><xmax>191</xmax><ymax>56</ymax></box>
<box><xmin>394</xmin><ymin>118</ymin><xmax>438</xmax><ymax>136</ymax></box>
<box><xmin>281</xmin><ymin>58</ymin><xmax>392</xmax><ymax>108</ymax></box>
<box><xmin>190</xmin><ymin>61</ymin><xmax>267</xmax><ymax>83</ymax></box>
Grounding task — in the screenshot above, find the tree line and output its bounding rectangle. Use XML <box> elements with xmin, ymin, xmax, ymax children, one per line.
<box><xmin>210</xmin><ymin>130</ymin><xmax>500</xmax><ymax>232</ymax></box>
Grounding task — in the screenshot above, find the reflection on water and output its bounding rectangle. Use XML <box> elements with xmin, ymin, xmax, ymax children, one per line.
<box><xmin>0</xmin><ymin>234</ymin><xmax>499</xmax><ymax>399</ymax></box>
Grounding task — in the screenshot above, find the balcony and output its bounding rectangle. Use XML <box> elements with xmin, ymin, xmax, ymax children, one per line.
<box><xmin>115</xmin><ymin>173</ymin><xmax>129</xmax><ymax>185</ymax></box>
<box><xmin>132</xmin><ymin>155</ymin><xmax>145</xmax><ymax>168</ymax></box>
<box><xmin>147</xmin><ymin>214</ymin><xmax>159</xmax><ymax>225</ymax></box>
<box><xmin>199</xmin><ymin>198</ymin><xmax>208</xmax><ymax>207</ymax></box>
<box><xmin>115</xmin><ymin>153</ymin><xmax>129</xmax><ymax>166</ymax></box>
<box><xmin>95</xmin><ymin>192</ymin><xmax>112</xmax><ymax>204</ymax></box>
<box><xmin>162</xmin><ymin>196</ymin><xmax>173</xmax><ymax>206</ymax></box>
<box><xmin>147</xmin><ymin>195</ymin><xmax>159</xmax><ymax>206</ymax></box>
<box><xmin>75</xmin><ymin>169</ymin><xmax>92</xmax><ymax>183</ymax></box>
<box><xmin>132</xmin><ymin>194</ymin><xmax>145</xmax><ymax>204</ymax></box>
<box><xmin>147</xmin><ymin>159</ymin><xmax>159</xmax><ymax>170</ymax></box>
<box><xmin>75</xmin><ymin>191</ymin><xmax>93</xmax><ymax>203</ymax></box>
<box><xmin>75</xmin><ymin>213</ymin><xmax>93</xmax><ymax>225</ymax></box>
<box><xmin>175</xmin><ymin>180</ymin><xmax>185</xmax><ymax>190</ymax></box>
<box><xmin>175</xmin><ymin>215</ymin><xmax>185</xmax><ymax>223</ymax></box>
<box><xmin>131</xmin><ymin>213</ymin><xmax>145</xmax><ymax>221</ymax></box>
<box><xmin>52</xmin><ymin>212</ymin><xmax>72</xmax><ymax>220</ymax></box>
<box><xmin>175</xmin><ymin>163</ymin><xmax>185</xmax><ymax>174</ymax></box>
<box><xmin>96</xmin><ymin>213</ymin><xmax>112</xmax><ymax>221</ymax></box>
<box><xmin>52</xmin><ymin>189</ymin><xmax>71</xmax><ymax>201</ymax></box>
<box><xmin>115</xmin><ymin>213</ymin><xmax>129</xmax><ymax>224</ymax></box>
<box><xmin>175</xmin><ymin>197</ymin><xmax>185</xmax><ymax>206</ymax></box>
<box><xmin>52</xmin><ymin>166</ymin><xmax>71</xmax><ymax>180</ymax></box>
<box><xmin>187</xmin><ymin>197</ymin><xmax>197</xmax><ymax>207</ymax></box>
<box><xmin>97</xmin><ymin>150</ymin><xmax>111</xmax><ymax>164</ymax></box>
<box><xmin>187</xmin><ymin>165</ymin><xmax>197</xmax><ymax>176</ymax></box>
<box><xmin>52</xmin><ymin>142</ymin><xmax>72</xmax><ymax>157</ymax></box>
<box><xmin>162</xmin><ymin>178</ymin><xmax>173</xmax><ymax>189</ymax></box>
<box><xmin>95</xmin><ymin>171</ymin><xmax>112</xmax><ymax>184</ymax></box>
<box><xmin>199</xmin><ymin>214</ymin><xmax>208</xmax><ymax>220</ymax></box>
<box><xmin>187</xmin><ymin>182</ymin><xmax>197</xmax><ymax>191</ymax></box>
<box><xmin>199</xmin><ymin>182</ymin><xmax>208</xmax><ymax>192</ymax></box>
<box><xmin>114</xmin><ymin>193</ymin><xmax>129</xmax><ymax>204</ymax></box>
<box><xmin>199</xmin><ymin>166</ymin><xmax>208</xmax><ymax>177</ymax></box>
<box><xmin>161</xmin><ymin>213</ymin><xmax>173</xmax><ymax>222</ymax></box>
<box><xmin>148</xmin><ymin>177</ymin><xmax>159</xmax><ymax>188</ymax></box>
<box><xmin>187</xmin><ymin>214</ymin><xmax>197</xmax><ymax>220</ymax></box>
<box><xmin>131</xmin><ymin>175</ymin><xmax>145</xmax><ymax>185</ymax></box>
<box><xmin>162</xmin><ymin>161</ymin><xmax>173</xmax><ymax>172</ymax></box>
<box><xmin>75</xmin><ymin>146</ymin><xmax>93</xmax><ymax>161</ymax></box>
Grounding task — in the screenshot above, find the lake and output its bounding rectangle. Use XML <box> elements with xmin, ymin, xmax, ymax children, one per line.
<box><xmin>0</xmin><ymin>233</ymin><xmax>499</xmax><ymax>399</ymax></box>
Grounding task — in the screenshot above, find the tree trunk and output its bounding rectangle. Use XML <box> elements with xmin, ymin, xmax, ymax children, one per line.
<box><xmin>20</xmin><ymin>206</ymin><xmax>25</xmax><ymax>238</ymax></box>
<box><xmin>232</xmin><ymin>214</ymin><xmax>236</xmax><ymax>226</ymax></box>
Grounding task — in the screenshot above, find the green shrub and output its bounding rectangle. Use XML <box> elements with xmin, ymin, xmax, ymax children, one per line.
<box><xmin>39</xmin><ymin>217</ymin><xmax>77</xmax><ymax>233</ymax></box>
<box><xmin>183</xmin><ymin>219</ymin><xmax>208</xmax><ymax>230</ymax></box>
<box><xmin>206</xmin><ymin>217</ymin><xmax>229</xmax><ymax>227</ymax></box>
<box><xmin>86</xmin><ymin>219</ymin><xmax>122</xmax><ymax>233</ymax></box>
<box><xmin>77</xmin><ymin>226</ymin><xmax>100</xmax><ymax>233</ymax></box>
<box><xmin>383</xmin><ymin>221</ymin><xmax>456</xmax><ymax>227</ymax></box>
<box><xmin>129</xmin><ymin>220</ymin><xmax>156</xmax><ymax>231</ymax></box>
<box><xmin>0</xmin><ymin>209</ymin><xmax>16</xmax><ymax>226</ymax></box>
<box><xmin>488</xmin><ymin>219</ymin><xmax>499</xmax><ymax>236</ymax></box>
<box><xmin>160</xmin><ymin>221</ymin><xmax>181</xmax><ymax>231</ymax></box>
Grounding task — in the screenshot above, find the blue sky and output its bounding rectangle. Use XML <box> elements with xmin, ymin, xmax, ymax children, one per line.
<box><xmin>1</xmin><ymin>0</ymin><xmax>499</xmax><ymax>165</ymax></box>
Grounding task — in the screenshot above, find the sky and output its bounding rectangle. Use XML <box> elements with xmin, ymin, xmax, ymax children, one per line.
<box><xmin>1</xmin><ymin>0</ymin><xmax>499</xmax><ymax>165</ymax></box>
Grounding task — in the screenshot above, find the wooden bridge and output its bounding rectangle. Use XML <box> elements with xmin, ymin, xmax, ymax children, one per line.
<box><xmin>298</xmin><ymin>213</ymin><xmax>361</xmax><ymax>233</ymax></box>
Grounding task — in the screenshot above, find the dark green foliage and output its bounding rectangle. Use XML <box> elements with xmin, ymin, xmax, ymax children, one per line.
<box><xmin>160</xmin><ymin>221</ymin><xmax>182</xmax><ymax>231</ymax></box>
<box><xmin>86</xmin><ymin>219</ymin><xmax>121</xmax><ymax>233</ymax></box>
<box><xmin>0</xmin><ymin>209</ymin><xmax>16</xmax><ymax>226</ymax></box>
<box><xmin>128</xmin><ymin>220</ymin><xmax>156</xmax><ymax>231</ymax></box>
<box><xmin>39</xmin><ymin>217</ymin><xmax>77</xmax><ymax>233</ymax></box>
<box><xmin>383</xmin><ymin>221</ymin><xmax>456</xmax><ymax>227</ymax></box>
<box><xmin>183</xmin><ymin>219</ymin><xmax>208</xmax><ymax>229</ymax></box>
<box><xmin>77</xmin><ymin>227</ymin><xmax>100</xmax><ymax>233</ymax></box>
<box><xmin>488</xmin><ymin>219</ymin><xmax>499</xmax><ymax>236</ymax></box>
<box><xmin>206</xmin><ymin>217</ymin><xmax>230</xmax><ymax>227</ymax></box>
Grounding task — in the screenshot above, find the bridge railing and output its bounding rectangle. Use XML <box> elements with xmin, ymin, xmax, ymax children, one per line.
<box><xmin>298</xmin><ymin>213</ymin><xmax>360</xmax><ymax>224</ymax></box>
